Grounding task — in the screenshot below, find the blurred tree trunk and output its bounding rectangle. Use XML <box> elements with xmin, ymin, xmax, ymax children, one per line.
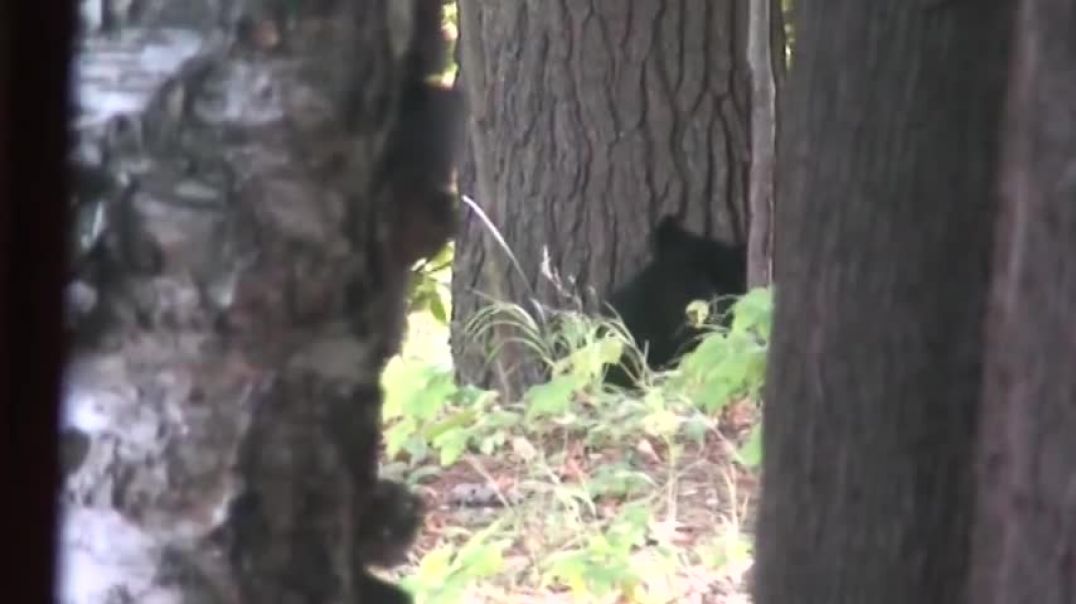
<box><xmin>452</xmin><ymin>0</ymin><xmax>752</xmax><ymax>396</ymax></box>
<box><xmin>9</xmin><ymin>0</ymin><xmax>73</xmax><ymax>601</ymax></box>
<box><xmin>61</xmin><ymin>1</ymin><xmax>445</xmax><ymax>602</ymax></box>
<box><xmin>754</xmin><ymin>1</ymin><xmax>1015</xmax><ymax>603</ymax></box>
<box><xmin>970</xmin><ymin>1</ymin><xmax>1076</xmax><ymax>601</ymax></box>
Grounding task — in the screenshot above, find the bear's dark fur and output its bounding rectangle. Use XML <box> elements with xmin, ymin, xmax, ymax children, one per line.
<box><xmin>605</xmin><ymin>216</ymin><xmax>747</xmax><ymax>387</ymax></box>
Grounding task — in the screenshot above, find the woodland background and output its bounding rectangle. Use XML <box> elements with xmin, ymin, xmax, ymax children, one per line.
<box><xmin>7</xmin><ymin>0</ymin><xmax>1075</xmax><ymax>602</ymax></box>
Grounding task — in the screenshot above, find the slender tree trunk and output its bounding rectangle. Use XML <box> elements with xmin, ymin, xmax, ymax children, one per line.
<box><xmin>746</xmin><ymin>0</ymin><xmax>780</xmax><ymax>287</ymax></box>
<box><xmin>754</xmin><ymin>2</ymin><xmax>1015</xmax><ymax>602</ymax></box>
<box><xmin>452</xmin><ymin>0</ymin><xmax>751</xmax><ymax>394</ymax></box>
<box><xmin>970</xmin><ymin>1</ymin><xmax>1076</xmax><ymax>600</ymax></box>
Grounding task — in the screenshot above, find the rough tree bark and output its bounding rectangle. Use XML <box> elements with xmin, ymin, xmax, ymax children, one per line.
<box><xmin>61</xmin><ymin>1</ymin><xmax>455</xmax><ymax>602</ymax></box>
<box><xmin>754</xmin><ymin>2</ymin><xmax>1015</xmax><ymax>603</ymax></box>
<box><xmin>970</xmin><ymin>1</ymin><xmax>1076</xmax><ymax>601</ymax></box>
<box><xmin>451</xmin><ymin>0</ymin><xmax>751</xmax><ymax>395</ymax></box>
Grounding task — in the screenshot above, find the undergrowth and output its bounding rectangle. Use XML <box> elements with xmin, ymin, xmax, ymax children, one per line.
<box><xmin>380</xmin><ymin>276</ymin><xmax>773</xmax><ymax>603</ymax></box>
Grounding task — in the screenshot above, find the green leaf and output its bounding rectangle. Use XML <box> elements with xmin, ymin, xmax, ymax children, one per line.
<box><xmin>737</xmin><ymin>423</ymin><xmax>763</xmax><ymax>468</ymax></box>
<box><xmin>731</xmin><ymin>287</ymin><xmax>774</xmax><ymax>338</ymax></box>
<box><xmin>406</xmin><ymin>369</ymin><xmax>458</xmax><ymax>419</ymax></box>
<box><xmin>411</xmin><ymin>546</ymin><xmax>455</xmax><ymax>582</ymax></box>
<box><xmin>433</xmin><ymin>427</ymin><xmax>470</xmax><ymax>466</ymax></box>
<box><xmin>456</xmin><ymin>541</ymin><xmax>506</xmax><ymax>576</ymax></box>
<box><xmin>383</xmin><ymin>417</ymin><xmax>417</xmax><ymax>457</ymax></box>
<box><xmin>478</xmin><ymin>431</ymin><xmax>508</xmax><ymax>455</ymax></box>
<box><xmin>524</xmin><ymin>374</ymin><xmax>583</xmax><ymax>418</ymax></box>
<box><xmin>429</xmin><ymin>292</ymin><xmax>449</xmax><ymax>324</ymax></box>
<box><xmin>562</xmin><ymin>336</ymin><xmax>624</xmax><ymax>382</ymax></box>
<box><xmin>422</xmin><ymin>408</ymin><xmax>478</xmax><ymax>441</ymax></box>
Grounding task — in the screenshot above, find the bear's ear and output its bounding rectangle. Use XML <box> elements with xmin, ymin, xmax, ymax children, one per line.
<box><xmin>652</xmin><ymin>215</ymin><xmax>690</xmax><ymax>256</ymax></box>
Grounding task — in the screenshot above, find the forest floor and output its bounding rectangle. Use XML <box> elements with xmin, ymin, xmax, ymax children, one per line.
<box><xmin>405</xmin><ymin>400</ymin><xmax>760</xmax><ymax>603</ymax></box>
<box><xmin>382</xmin><ymin>308</ymin><xmax>762</xmax><ymax>603</ymax></box>
<box><xmin>378</xmin><ymin>305</ymin><xmax>766</xmax><ymax>598</ymax></box>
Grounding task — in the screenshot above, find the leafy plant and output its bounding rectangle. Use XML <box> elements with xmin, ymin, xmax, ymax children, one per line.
<box><xmin>408</xmin><ymin>243</ymin><xmax>454</xmax><ymax>324</ymax></box>
<box><xmin>402</xmin><ymin>523</ymin><xmax>511</xmax><ymax>604</ymax></box>
<box><xmin>541</xmin><ymin>503</ymin><xmax>674</xmax><ymax>600</ymax></box>
<box><xmin>383</xmin><ymin>282</ymin><xmax>775</xmax><ymax>601</ymax></box>
<box><xmin>676</xmin><ymin>288</ymin><xmax>773</xmax><ymax>411</ymax></box>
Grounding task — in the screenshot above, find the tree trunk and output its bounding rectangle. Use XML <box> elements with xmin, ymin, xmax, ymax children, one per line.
<box><xmin>970</xmin><ymin>1</ymin><xmax>1076</xmax><ymax>601</ymax></box>
<box><xmin>451</xmin><ymin>0</ymin><xmax>752</xmax><ymax>395</ymax></box>
<box><xmin>745</xmin><ymin>0</ymin><xmax>782</xmax><ymax>287</ymax></box>
<box><xmin>754</xmin><ymin>2</ymin><xmax>1015</xmax><ymax>603</ymax></box>
<box><xmin>9</xmin><ymin>0</ymin><xmax>73</xmax><ymax>601</ymax></box>
<box><xmin>61</xmin><ymin>1</ymin><xmax>453</xmax><ymax>602</ymax></box>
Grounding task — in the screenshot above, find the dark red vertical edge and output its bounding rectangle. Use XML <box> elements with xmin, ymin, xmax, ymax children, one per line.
<box><xmin>4</xmin><ymin>1</ymin><xmax>74</xmax><ymax>601</ymax></box>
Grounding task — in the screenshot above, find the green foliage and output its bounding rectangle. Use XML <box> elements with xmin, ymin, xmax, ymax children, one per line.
<box><xmin>541</xmin><ymin>503</ymin><xmax>658</xmax><ymax>599</ymax></box>
<box><xmin>384</xmin><ymin>284</ymin><xmax>775</xmax><ymax>601</ymax></box>
<box><xmin>382</xmin><ymin>356</ymin><xmax>511</xmax><ymax>466</ymax></box>
<box><xmin>586</xmin><ymin>464</ymin><xmax>656</xmax><ymax>500</ymax></box>
<box><xmin>401</xmin><ymin>523</ymin><xmax>511</xmax><ymax>604</ymax></box>
<box><xmin>408</xmin><ymin>243</ymin><xmax>453</xmax><ymax>324</ymax></box>
<box><xmin>675</xmin><ymin>288</ymin><xmax>773</xmax><ymax>414</ymax></box>
<box><xmin>696</xmin><ymin>524</ymin><xmax>754</xmax><ymax>574</ymax></box>
<box><xmin>737</xmin><ymin>422</ymin><xmax>764</xmax><ymax>468</ymax></box>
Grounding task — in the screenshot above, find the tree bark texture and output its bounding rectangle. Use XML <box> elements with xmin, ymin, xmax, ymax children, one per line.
<box><xmin>451</xmin><ymin>0</ymin><xmax>751</xmax><ymax>393</ymax></box>
<box><xmin>970</xmin><ymin>1</ymin><xmax>1076</xmax><ymax>601</ymax></box>
<box><xmin>746</xmin><ymin>0</ymin><xmax>781</xmax><ymax>287</ymax></box>
<box><xmin>61</xmin><ymin>1</ymin><xmax>453</xmax><ymax>602</ymax></box>
<box><xmin>754</xmin><ymin>2</ymin><xmax>1015</xmax><ymax>603</ymax></box>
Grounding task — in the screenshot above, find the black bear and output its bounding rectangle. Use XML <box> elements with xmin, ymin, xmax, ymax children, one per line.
<box><xmin>604</xmin><ymin>216</ymin><xmax>747</xmax><ymax>387</ymax></box>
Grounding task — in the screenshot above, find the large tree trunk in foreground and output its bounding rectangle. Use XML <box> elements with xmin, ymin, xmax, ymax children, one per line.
<box><xmin>755</xmin><ymin>2</ymin><xmax>1015</xmax><ymax>602</ymax></box>
<box><xmin>60</xmin><ymin>1</ymin><xmax>454</xmax><ymax>602</ymax></box>
<box><xmin>451</xmin><ymin>0</ymin><xmax>751</xmax><ymax>395</ymax></box>
<box><xmin>8</xmin><ymin>1</ymin><xmax>73</xmax><ymax>601</ymax></box>
<box><xmin>970</xmin><ymin>1</ymin><xmax>1076</xmax><ymax>601</ymax></box>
